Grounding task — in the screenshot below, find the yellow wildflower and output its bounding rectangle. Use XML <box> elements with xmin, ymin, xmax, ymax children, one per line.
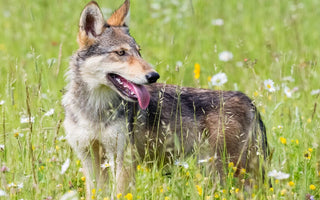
<box><xmin>280</xmin><ymin>189</ymin><xmax>287</xmax><ymax>196</ymax></box>
<box><xmin>81</xmin><ymin>177</ymin><xmax>86</xmax><ymax>182</ymax></box>
<box><xmin>228</xmin><ymin>162</ymin><xmax>234</xmax><ymax>168</ymax></box>
<box><xmin>308</xmin><ymin>148</ymin><xmax>313</xmax><ymax>153</ymax></box>
<box><xmin>194</xmin><ymin>63</ymin><xmax>200</xmax><ymax>79</ymax></box>
<box><xmin>304</xmin><ymin>151</ymin><xmax>311</xmax><ymax>160</ymax></box>
<box><xmin>279</xmin><ymin>137</ymin><xmax>286</xmax><ymax>145</ymax></box>
<box><xmin>116</xmin><ymin>193</ymin><xmax>122</xmax><ymax>199</ymax></box>
<box><xmin>214</xmin><ymin>192</ymin><xmax>219</xmax><ymax>198</ymax></box>
<box><xmin>196</xmin><ymin>185</ymin><xmax>203</xmax><ymax>196</ymax></box>
<box><xmin>309</xmin><ymin>184</ymin><xmax>316</xmax><ymax>190</ymax></box>
<box><xmin>288</xmin><ymin>181</ymin><xmax>294</xmax><ymax>187</ymax></box>
<box><xmin>240</xmin><ymin>168</ymin><xmax>246</xmax><ymax>175</ymax></box>
<box><xmin>124</xmin><ymin>193</ymin><xmax>133</xmax><ymax>200</ymax></box>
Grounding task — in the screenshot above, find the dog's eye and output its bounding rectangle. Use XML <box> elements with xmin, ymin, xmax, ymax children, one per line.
<box><xmin>116</xmin><ymin>50</ymin><xmax>126</xmax><ymax>56</ymax></box>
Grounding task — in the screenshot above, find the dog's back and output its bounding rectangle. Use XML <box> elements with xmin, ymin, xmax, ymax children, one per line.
<box><xmin>134</xmin><ymin>83</ymin><xmax>268</xmax><ymax>177</ymax></box>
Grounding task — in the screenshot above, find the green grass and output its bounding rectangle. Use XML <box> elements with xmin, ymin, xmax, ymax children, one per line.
<box><xmin>0</xmin><ymin>0</ymin><xmax>319</xmax><ymax>199</ymax></box>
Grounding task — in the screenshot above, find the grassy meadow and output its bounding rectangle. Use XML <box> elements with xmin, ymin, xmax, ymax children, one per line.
<box><xmin>0</xmin><ymin>0</ymin><xmax>320</xmax><ymax>199</ymax></box>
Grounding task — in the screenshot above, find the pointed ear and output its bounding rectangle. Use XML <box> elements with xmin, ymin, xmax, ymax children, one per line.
<box><xmin>77</xmin><ymin>1</ymin><xmax>105</xmax><ymax>48</ymax></box>
<box><xmin>107</xmin><ymin>0</ymin><xmax>130</xmax><ymax>26</ymax></box>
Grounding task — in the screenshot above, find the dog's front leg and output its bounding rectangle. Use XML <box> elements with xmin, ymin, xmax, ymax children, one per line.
<box><xmin>81</xmin><ymin>142</ymin><xmax>108</xmax><ymax>200</ymax></box>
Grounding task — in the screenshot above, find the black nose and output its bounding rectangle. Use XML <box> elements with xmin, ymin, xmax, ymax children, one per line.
<box><xmin>146</xmin><ymin>72</ymin><xmax>160</xmax><ymax>83</ymax></box>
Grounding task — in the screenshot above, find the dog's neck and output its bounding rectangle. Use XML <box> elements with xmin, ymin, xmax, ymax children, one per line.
<box><xmin>68</xmin><ymin>77</ymin><xmax>127</xmax><ymax>123</ymax></box>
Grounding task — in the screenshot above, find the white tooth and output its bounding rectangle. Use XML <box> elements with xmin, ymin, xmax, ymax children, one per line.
<box><xmin>130</xmin><ymin>91</ymin><xmax>135</xmax><ymax>95</ymax></box>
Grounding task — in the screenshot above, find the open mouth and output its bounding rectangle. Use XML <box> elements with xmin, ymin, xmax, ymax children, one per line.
<box><xmin>107</xmin><ymin>73</ymin><xmax>150</xmax><ymax>109</ymax></box>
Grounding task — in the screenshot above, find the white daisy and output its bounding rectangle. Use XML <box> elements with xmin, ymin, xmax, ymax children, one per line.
<box><xmin>44</xmin><ymin>108</ymin><xmax>54</xmax><ymax>117</ymax></box>
<box><xmin>284</xmin><ymin>86</ymin><xmax>292</xmax><ymax>98</ymax></box>
<box><xmin>17</xmin><ymin>183</ymin><xmax>23</xmax><ymax>189</ymax></box>
<box><xmin>20</xmin><ymin>116</ymin><xmax>35</xmax><ymax>124</ymax></box>
<box><xmin>0</xmin><ymin>189</ymin><xmax>7</xmax><ymax>196</ymax></box>
<box><xmin>47</xmin><ymin>58</ymin><xmax>56</xmax><ymax>66</ymax></box>
<box><xmin>0</xmin><ymin>100</ymin><xmax>4</xmax><ymax>105</ymax></box>
<box><xmin>282</xmin><ymin>76</ymin><xmax>295</xmax><ymax>82</ymax></box>
<box><xmin>211</xmin><ymin>72</ymin><xmax>228</xmax><ymax>86</ymax></box>
<box><xmin>311</xmin><ymin>89</ymin><xmax>320</xmax><ymax>95</ymax></box>
<box><xmin>61</xmin><ymin>158</ymin><xmax>70</xmax><ymax>174</ymax></box>
<box><xmin>218</xmin><ymin>51</ymin><xmax>233</xmax><ymax>62</ymax></box>
<box><xmin>101</xmin><ymin>161</ymin><xmax>112</xmax><ymax>170</ymax></box>
<box><xmin>174</xmin><ymin>160</ymin><xmax>189</xmax><ymax>169</ymax></box>
<box><xmin>211</xmin><ymin>18</ymin><xmax>224</xmax><ymax>26</ymax></box>
<box><xmin>264</xmin><ymin>79</ymin><xmax>276</xmax><ymax>92</ymax></box>
<box><xmin>267</xmin><ymin>170</ymin><xmax>290</xmax><ymax>180</ymax></box>
<box><xmin>176</xmin><ymin>61</ymin><xmax>183</xmax><ymax>68</ymax></box>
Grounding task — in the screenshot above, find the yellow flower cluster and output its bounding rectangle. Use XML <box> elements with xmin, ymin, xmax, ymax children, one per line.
<box><xmin>194</xmin><ymin>63</ymin><xmax>200</xmax><ymax>79</ymax></box>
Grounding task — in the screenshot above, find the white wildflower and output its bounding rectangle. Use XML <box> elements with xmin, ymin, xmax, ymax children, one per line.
<box><xmin>264</xmin><ymin>79</ymin><xmax>276</xmax><ymax>92</ymax></box>
<box><xmin>282</xmin><ymin>76</ymin><xmax>295</xmax><ymax>82</ymax></box>
<box><xmin>0</xmin><ymin>100</ymin><xmax>4</xmax><ymax>105</ymax></box>
<box><xmin>268</xmin><ymin>170</ymin><xmax>290</xmax><ymax>180</ymax></box>
<box><xmin>20</xmin><ymin>116</ymin><xmax>35</xmax><ymax>124</ymax></box>
<box><xmin>174</xmin><ymin>160</ymin><xmax>189</xmax><ymax>169</ymax></box>
<box><xmin>198</xmin><ymin>157</ymin><xmax>213</xmax><ymax>164</ymax></box>
<box><xmin>311</xmin><ymin>89</ymin><xmax>320</xmax><ymax>95</ymax></box>
<box><xmin>47</xmin><ymin>58</ymin><xmax>56</xmax><ymax>66</ymax></box>
<box><xmin>57</xmin><ymin>136</ymin><xmax>66</xmax><ymax>141</ymax></box>
<box><xmin>44</xmin><ymin>108</ymin><xmax>54</xmax><ymax>117</ymax></box>
<box><xmin>211</xmin><ymin>18</ymin><xmax>224</xmax><ymax>26</ymax></box>
<box><xmin>7</xmin><ymin>183</ymin><xmax>16</xmax><ymax>188</ymax></box>
<box><xmin>211</xmin><ymin>72</ymin><xmax>228</xmax><ymax>86</ymax></box>
<box><xmin>236</xmin><ymin>61</ymin><xmax>243</xmax><ymax>67</ymax></box>
<box><xmin>3</xmin><ymin>11</ymin><xmax>11</xmax><ymax>18</ymax></box>
<box><xmin>0</xmin><ymin>189</ymin><xmax>7</xmax><ymax>197</ymax></box>
<box><xmin>218</xmin><ymin>51</ymin><xmax>233</xmax><ymax>62</ymax></box>
<box><xmin>101</xmin><ymin>161</ymin><xmax>112</xmax><ymax>170</ymax></box>
<box><xmin>17</xmin><ymin>183</ymin><xmax>23</xmax><ymax>189</ymax></box>
<box><xmin>150</xmin><ymin>3</ymin><xmax>161</xmax><ymax>10</ymax></box>
<box><xmin>176</xmin><ymin>61</ymin><xmax>183</xmax><ymax>68</ymax></box>
<box><xmin>0</xmin><ymin>144</ymin><xmax>4</xmax><ymax>151</ymax></box>
<box><xmin>61</xmin><ymin>158</ymin><xmax>70</xmax><ymax>174</ymax></box>
<box><xmin>60</xmin><ymin>190</ymin><xmax>78</xmax><ymax>200</ymax></box>
<box><xmin>284</xmin><ymin>86</ymin><xmax>292</xmax><ymax>98</ymax></box>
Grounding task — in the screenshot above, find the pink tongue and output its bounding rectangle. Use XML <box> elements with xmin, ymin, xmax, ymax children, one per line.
<box><xmin>127</xmin><ymin>82</ymin><xmax>150</xmax><ymax>110</ymax></box>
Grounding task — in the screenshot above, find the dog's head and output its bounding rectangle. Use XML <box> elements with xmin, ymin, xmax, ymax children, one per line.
<box><xmin>75</xmin><ymin>0</ymin><xmax>159</xmax><ymax>109</ymax></box>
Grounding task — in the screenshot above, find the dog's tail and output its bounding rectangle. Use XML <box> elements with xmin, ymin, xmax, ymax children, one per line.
<box><xmin>257</xmin><ymin>113</ymin><xmax>269</xmax><ymax>161</ymax></box>
<box><xmin>255</xmin><ymin>112</ymin><xmax>271</xmax><ymax>185</ymax></box>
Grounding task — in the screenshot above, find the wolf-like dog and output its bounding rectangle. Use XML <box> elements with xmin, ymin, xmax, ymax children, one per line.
<box><xmin>63</xmin><ymin>0</ymin><xmax>269</xmax><ymax>198</ymax></box>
